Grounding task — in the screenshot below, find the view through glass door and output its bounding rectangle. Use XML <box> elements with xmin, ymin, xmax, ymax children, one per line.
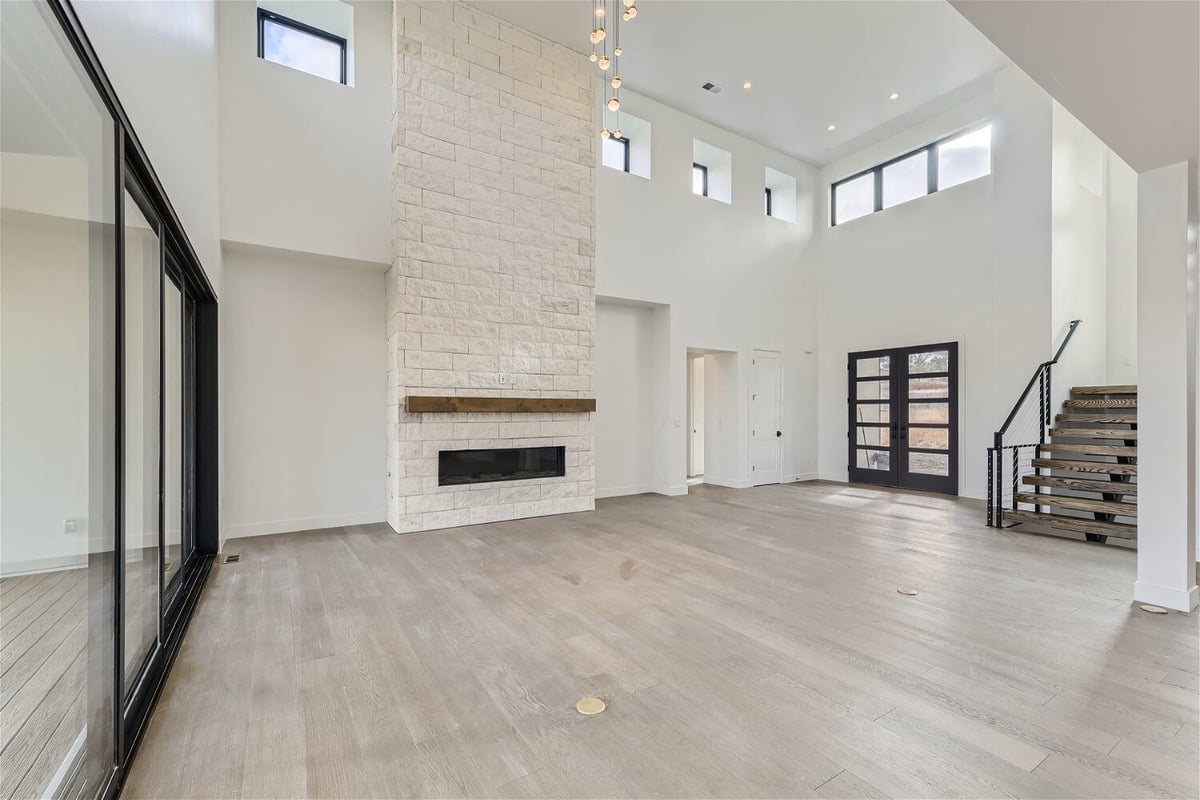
<box><xmin>848</xmin><ymin>342</ymin><xmax>958</xmax><ymax>494</ymax></box>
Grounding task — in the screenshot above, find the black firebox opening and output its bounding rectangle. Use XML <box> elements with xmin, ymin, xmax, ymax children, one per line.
<box><xmin>439</xmin><ymin>446</ymin><xmax>566</xmax><ymax>486</ymax></box>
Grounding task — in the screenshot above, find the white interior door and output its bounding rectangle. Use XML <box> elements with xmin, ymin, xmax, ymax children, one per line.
<box><xmin>689</xmin><ymin>356</ymin><xmax>705</xmax><ymax>476</ymax></box>
<box><xmin>750</xmin><ymin>350</ymin><xmax>782</xmax><ymax>485</ymax></box>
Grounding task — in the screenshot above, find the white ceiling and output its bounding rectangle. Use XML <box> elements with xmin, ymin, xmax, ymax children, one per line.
<box><xmin>473</xmin><ymin>0</ymin><xmax>1011</xmax><ymax>166</ymax></box>
<box><xmin>951</xmin><ymin>0</ymin><xmax>1199</xmax><ymax>173</ymax></box>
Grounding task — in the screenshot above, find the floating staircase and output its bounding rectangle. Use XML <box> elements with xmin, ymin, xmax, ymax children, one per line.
<box><xmin>1004</xmin><ymin>385</ymin><xmax>1137</xmax><ymax>542</ymax></box>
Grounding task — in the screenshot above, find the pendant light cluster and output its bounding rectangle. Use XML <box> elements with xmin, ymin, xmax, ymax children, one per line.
<box><xmin>593</xmin><ymin>0</ymin><xmax>638</xmax><ymax>141</ymax></box>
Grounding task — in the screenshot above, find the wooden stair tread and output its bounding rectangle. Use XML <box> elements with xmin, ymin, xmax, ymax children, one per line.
<box><xmin>1014</xmin><ymin>492</ymin><xmax>1136</xmax><ymax>517</ymax></box>
<box><xmin>1055</xmin><ymin>413</ymin><xmax>1137</xmax><ymax>424</ymax></box>
<box><xmin>1048</xmin><ymin>428</ymin><xmax>1137</xmax><ymax>439</ymax></box>
<box><xmin>1031</xmin><ymin>458</ymin><xmax>1138</xmax><ymax>476</ymax></box>
<box><xmin>1063</xmin><ymin>398</ymin><xmax>1137</xmax><ymax>408</ymax></box>
<box><xmin>1071</xmin><ymin>385</ymin><xmax>1137</xmax><ymax>395</ymax></box>
<box><xmin>1023</xmin><ymin>475</ymin><xmax>1137</xmax><ymax>495</ymax></box>
<box><xmin>1004</xmin><ymin>509</ymin><xmax>1137</xmax><ymax>539</ymax></box>
<box><xmin>1039</xmin><ymin>443</ymin><xmax>1137</xmax><ymax>457</ymax></box>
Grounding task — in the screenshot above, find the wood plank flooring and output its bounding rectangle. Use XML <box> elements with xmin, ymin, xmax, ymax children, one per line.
<box><xmin>123</xmin><ymin>482</ymin><xmax>1199</xmax><ymax>799</ymax></box>
<box><xmin>0</xmin><ymin>569</ymin><xmax>87</xmax><ymax>799</ymax></box>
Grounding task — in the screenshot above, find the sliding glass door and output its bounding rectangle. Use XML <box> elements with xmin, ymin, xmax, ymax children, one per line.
<box><xmin>2</xmin><ymin>2</ymin><xmax>216</xmax><ymax>796</ymax></box>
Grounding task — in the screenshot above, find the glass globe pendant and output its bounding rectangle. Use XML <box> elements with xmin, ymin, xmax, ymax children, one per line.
<box><xmin>607</xmin><ymin>97</ymin><xmax>620</xmax><ymax>112</ymax></box>
<box><xmin>600</xmin><ymin>128</ymin><xmax>611</xmax><ymax>139</ymax></box>
<box><xmin>598</xmin><ymin>55</ymin><xmax>611</xmax><ymax>70</ymax></box>
<box><xmin>611</xmin><ymin>75</ymin><xmax>621</xmax><ymax>89</ymax></box>
<box><xmin>613</xmin><ymin>129</ymin><xmax>623</xmax><ymax>139</ymax></box>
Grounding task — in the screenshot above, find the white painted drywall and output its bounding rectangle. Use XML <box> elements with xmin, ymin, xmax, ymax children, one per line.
<box><xmin>74</xmin><ymin>0</ymin><xmax>223</xmax><ymax>293</ymax></box>
<box><xmin>596</xmin><ymin>88</ymin><xmax>819</xmax><ymax>493</ymax></box>
<box><xmin>1105</xmin><ymin>151</ymin><xmax>1138</xmax><ymax>384</ymax></box>
<box><xmin>1134</xmin><ymin>161</ymin><xmax>1198</xmax><ymax>611</ymax></box>
<box><xmin>222</xmin><ymin>246</ymin><xmax>386</xmax><ymax>538</ymax></box>
<box><xmin>216</xmin><ymin>0</ymin><xmax>391</xmax><ymax>264</ymax></box>
<box><xmin>595</xmin><ymin>301</ymin><xmax>657</xmax><ymax>497</ymax></box>
<box><xmin>1049</xmin><ymin>102</ymin><xmax>1108</xmax><ymax>412</ymax></box>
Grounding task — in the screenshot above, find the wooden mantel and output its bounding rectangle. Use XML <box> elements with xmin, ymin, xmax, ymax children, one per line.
<box><xmin>406</xmin><ymin>396</ymin><xmax>596</xmax><ymax>413</ymax></box>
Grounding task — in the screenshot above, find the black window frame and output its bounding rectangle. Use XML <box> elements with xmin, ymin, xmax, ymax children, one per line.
<box><xmin>693</xmin><ymin>162</ymin><xmax>709</xmax><ymax>197</ymax></box>
<box><xmin>256</xmin><ymin>7</ymin><xmax>348</xmax><ymax>85</ymax></box>
<box><xmin>765</xmin><ymin>186</ymin><xmax>773</xmax><ymax>217</ymax></box>
<box><xmin>603</xmin><ymin>134</ymin><xmax>631</xmax><ymax>173</ymax></box>
<box><xmin>830</xmin><ymin>123</ymin><xmax>991</xmax><ymax>226</ymax></box>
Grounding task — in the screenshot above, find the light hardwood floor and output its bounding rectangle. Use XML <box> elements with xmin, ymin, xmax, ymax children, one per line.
<box><xmin>124</xmin><ymin>483</ymin><xmax>1199</xmax><ymax>799</ymax></box>
<box><xmin>0</xmin><ymin>569</ymin><xmax>86</xmax><ymax>800</ymax></box>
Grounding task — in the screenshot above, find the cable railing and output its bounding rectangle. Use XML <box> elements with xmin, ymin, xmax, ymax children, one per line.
<box><xmin>987</xmin><ymin>319</ymin><xmax>1081</xmax><ymax>527</ymax></box>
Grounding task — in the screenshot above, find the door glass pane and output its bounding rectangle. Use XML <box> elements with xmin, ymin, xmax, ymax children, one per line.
<box><xmin>937</xmin><ymin>125</ymin><xmax>991</xmax><ymax>190</ymax></box>
<box><xmin>0</xmin><ymin>1</ymin><xmax>117</xmax><ymax>795</ymax></box>
<box><xmin>909</xmin><ymin>427</ymin><xmax>949</xmax><ymax>450</ymax></box>
<box><xmin>909</xmin><ymin>452</ymin><xmax>950</xmax><ymax>476</ymax></box>
<box><xmin>855</xmin><ymin>355</ymin><xmax>889</xmax><ymax>378</ymax></box>
<box><xmin>908</xmin><ymin>402</ymin><xmax>949</xmax><ymax>425</ymax></box>
<box><xmin>908</xmin><ymin>375</ymin><xmax>949</xmax><ymax>398</ymax></box>
<box><xmin>834</xmin><ymin>172</ymin><xmax>873</xmax><ymax>224</ymax></box>
<box><xmin>856</xmin><ymin>448</ymin><xmax>890</xmax><ymax>470</ymax></box>
<box><xmin>855</xmin><ymin>403</ymin><xmax>889</xmax><ymax>425</ymax></box>
<box><xmin>855</xmin><ymin>379</ymin><xmax>889</xmax><ymax>401</ymax></box>
<box><xmin>123</xmin><ymin>191</ymin><xmax>160</xmax><ymax>689</ymax></box>
<box><xmin>164</xmin><ymin>279</ymin><xmax>183</xmax><ymax>590</ymax></box>
<box><xmin>855</xmin><ymin>426</ymin><xmax>890</xmax><ymax>447</ymax></box>
<box><xmin>908</xmin><ymin>350</ymin><xmax>949</xmax><ymax>373</ymax></box>
<box><xmin>882</xmin><ymin>150</ymin><xmax>928</xmax><ymax>208</ymax></box>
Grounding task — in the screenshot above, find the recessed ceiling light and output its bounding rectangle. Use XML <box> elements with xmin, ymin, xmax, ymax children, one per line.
<box><xmin>889</xmin><ymin>92</ymin><xmax>900</xmax><ymax>100</ymax></box>
<box><xmin>743</xmin><ymin>81</ymin><xmax>752</xmax><ymax>90</ymax></box>
<box><xmin>827</xmin><ymin>124</ymin><xmax>836</xmax><ymax>132</ymax></box>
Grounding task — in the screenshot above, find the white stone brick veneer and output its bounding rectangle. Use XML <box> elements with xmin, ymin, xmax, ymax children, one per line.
<box><xmin>387</xmin><ymin>1</ymin><xmax>596</xmax><ymax>532</ymax></box>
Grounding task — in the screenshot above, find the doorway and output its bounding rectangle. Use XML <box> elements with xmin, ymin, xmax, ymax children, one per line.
<box><xmin>750</xmin><ymin>349</ymin><xmax>783</xmax><ymax>485</ymax></box>
<box><xmin>848</xmin><ymin>342</ymin><xmax>958</xmax><ymax>494</ymax></box>
<box><xmin>687</xmin><ymin>354</ymin><xmax>704</xmax><ymax>480</ymax></box>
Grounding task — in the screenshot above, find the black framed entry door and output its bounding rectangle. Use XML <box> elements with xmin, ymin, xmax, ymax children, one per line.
<box><xmin>848</xmin><ymin>342</ymin><xmax>959</xmax><ymax>494</ymax></box>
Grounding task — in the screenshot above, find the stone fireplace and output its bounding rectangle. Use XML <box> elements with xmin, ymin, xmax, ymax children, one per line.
<box><xmin>386</xmin><ymin>1</ymin><xmax>596</xmax><ymax>533</ymax></box>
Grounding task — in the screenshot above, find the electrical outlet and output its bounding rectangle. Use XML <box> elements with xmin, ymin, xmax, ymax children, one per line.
<box><xmin>63</xmin><ymin>519</ymin><xmax>77</xmax><ymax>534</ymax></box>
<box><xmin>497</xmin><ymin>372</ymin><xmax>515</xmax><ymax>385</ymax></box>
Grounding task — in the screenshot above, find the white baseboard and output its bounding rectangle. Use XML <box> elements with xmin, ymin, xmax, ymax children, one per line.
<box><xmin>819</xmin><ymin>472</ymin><xmax>849</xmax><ymax>483</ymax></box>
<box><xmin>596</xmin><ymin>485</ymin><xmax>651</xmax><ymax>499</ymax></box>
<box><xmin>1</xmin><ymin>554</ymin><xmax>88</xmax><ymax>578</ymax></box>
<box><xmin>703</xmin><ymin>476</ymin><xmax>753</xmax><ymax>489</ymax></box>
<box><xmin>785</xmin><ymin>473</ymin><xmax>819</xmax><ymax>483</ymax></box>
<box><xmin>658</xmin><ymin>484</ymin><xmax>688</xmax><ymax>496</ymax></box>
<box><xmin>1134</xmin><ymin>580</ymin><xmax>1200</xmax><ymax>612</ymax></box>
<box><xmin>224</xmin><ymin>510</ymin><xmax>387</xmax><ymax>540</ymax></box>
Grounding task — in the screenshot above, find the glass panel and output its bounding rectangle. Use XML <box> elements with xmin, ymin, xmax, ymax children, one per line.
<box><xmin>909</xmin><ymin>452</ymin><xmax>950</xmax><ymax>476</ymax></box>
<box><xmin>909</xmin><ymin>427</ymin><xmax>950</xmax><ymax>450</ymax></box>
<box><xmin>164</xmin><ymin>279</ymin><xmax>183</xmax><ymax>590</ymax></box>
<box><xmin>908</xmin><ymin>350</ymin><xmax>949</xmax><ymax>373</ymax></box>
<box><xmin>262</xmin><ymin>17</ymin><xmax>343</xmax><ymax>83</ymax></box>
<box><xmin>602</xmin><ymin>136</ymin><xmax>627</xmax><ymax>171</ymax></box>
<box><xmin>692</xmin><ymin>164</ymin><xmax>706</xmax><ymax>196</ymax></box>
<box><xmin>855</xmin><ymin>355</ymin><xmax>889</xmax><ymax>378</ymax></box>
<box><xmin>834</xmin><ymin>172</ymin><xmax>873</xmax><ymax>224</ymax></box>
<box><xmin>123</xmin><ymin>191</ymin><xmax>160</xmax><ymax>689</ymax></box>
<box><xmin>856</xmin><ymin>448</ymin><xmax>890</xmax><ymax>470</ymax></box>
<box><xmin>882</xmin><ymin>150</ymin><xmax>928</xmax><ymax>208</ymax></box>
<box><xmin>908</xmin><ymin>402</ymin><xmax>949</xmax><ymax>425</ymax></box>
<box><xmin>937</xmin><ymin>125</ymin><xmax>991</xmax><ymax>190</ymax></box>
<box><xmin>0</xmin><ymin>1</ymin><xmax>117</xmax><ymax>795</ymax></box>
<box><xmin>908</xmin><ymin>375</ymin><xmax>949</xmax><ymax>398</ymax></box>
<box><xmin>855</xmin><ymin>426</ymin><xmax>890</xmax><ymax>447</ymax></box>
<box><xmin>855</xmin><ymin>379</ymin><xmax>889</xmax><ymax>401</ymax></box>
<box><xmin>854</xmin><ymin>403</ymin><xmax>889</xmax><ymax>425</ymax></box>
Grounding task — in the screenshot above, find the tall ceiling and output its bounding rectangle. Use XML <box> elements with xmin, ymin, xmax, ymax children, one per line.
<box><xmin>475</xmin><ymin>0</ymin><xmax>1011</xmax><ymax>166</ymax></box>
<box><xmin>951</xmin><ymin>0</ymin><xmax>1199</xmax><ymax>173</ymax></box>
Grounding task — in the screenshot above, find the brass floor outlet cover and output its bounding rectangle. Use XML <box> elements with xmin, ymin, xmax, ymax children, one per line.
<box><xmin>1139</xmin><ymin>604</ymin><xmax>1169</xmax><ymax>614</ymax></box>
<box><xmin>576</xmin><ymin>697</ymin><xmax>606</xmax><ymax>715</ymax></box>
<box><xmin>897</xmin><ymin>587</ymin><xmax>918</xmax><ymax>596</ymax></box>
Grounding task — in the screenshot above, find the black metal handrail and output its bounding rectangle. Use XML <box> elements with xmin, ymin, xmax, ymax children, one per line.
<box><xmin>987</xmin><ymin>320</ymin><xmax>1081</xmax><ymax>527</ymax></box>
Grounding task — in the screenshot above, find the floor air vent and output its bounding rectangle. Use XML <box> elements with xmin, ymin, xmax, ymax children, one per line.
<box><xmin>217</xmin><ymin>553</ymin><xmax>242</xmax><ymax>564</ymax></box>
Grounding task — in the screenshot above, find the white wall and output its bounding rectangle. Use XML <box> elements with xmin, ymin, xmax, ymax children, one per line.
<box><xmin>596</xmin><ymin>88</ymin><xmax>819</xmax><ymax>494</ymax></box>
<box><xmin>75</xmin><ymin>0</ymin><xmax>223</xmax><ymax>293</ymax></box>
<box><xmin>222</xmin><ymin>246</ymin><xmax>386</xmax><ymax>538</ymax></box>
<box><xmin>216</xmin><ymin>0</ymin><xmax>391</xmax><ymax>264</ymax></box>
<box><xmin>1105</xmin><ymin>151</ymin><xmax>1138</xmax><ymax>384</ymax></box>
<box><xmin>595</xmin><ymin>301</ymin><xmax>656</xmax><ymax>497</ymax></box>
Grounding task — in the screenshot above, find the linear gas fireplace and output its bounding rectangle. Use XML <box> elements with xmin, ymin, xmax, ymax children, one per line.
<box><xmin>439</xmin><ymin>446</ymin><xmax>566</xmax><ymax>486</ymax></box>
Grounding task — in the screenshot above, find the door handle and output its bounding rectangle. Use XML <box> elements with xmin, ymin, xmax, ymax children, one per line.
<box><xmin>776</xmin><ymin>430</ymin><xmax>782</xmax><ymax>437</ymax></box>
